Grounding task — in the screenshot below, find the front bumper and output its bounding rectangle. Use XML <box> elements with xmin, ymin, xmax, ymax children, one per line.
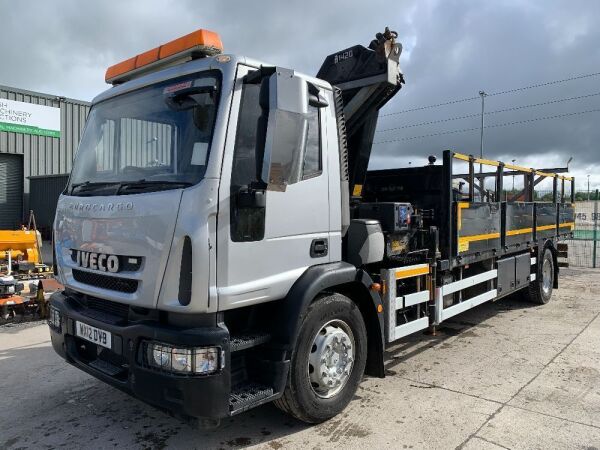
<box><xmin>49</xmin><ymin>291</ymin><xmax>231</xmax><ymax>420</ymax></box>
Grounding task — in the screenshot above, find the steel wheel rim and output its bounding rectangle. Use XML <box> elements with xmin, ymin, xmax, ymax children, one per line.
<box><xmin>542</xmin><ymin>256</ymin><xmax>552</xmax><ymax>296</ymax></box>
<box><xmin>307</xmin><ymin>319</ymin><xmax>355</xmax><ymax>399</ymax></box>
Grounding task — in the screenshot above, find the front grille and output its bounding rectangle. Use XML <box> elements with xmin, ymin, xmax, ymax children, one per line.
<box><xmin>85</xmin><ymin>295</ymin><xmax>130</xmax><ymax>320</ymax></box>
<box><xmin>72</xmin><ymin>269</ymin><xmax>138</xmax><ymax>294</ymax></box>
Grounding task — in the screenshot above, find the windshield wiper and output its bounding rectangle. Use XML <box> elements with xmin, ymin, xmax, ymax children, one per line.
<box><xmin>70</xmin><ymin>180</ymin><xmax>192</xmax><ymax>196</ymax></box>
<box><xmin>115</xmin><ymin>179</ymin><xmax>193</xmax><ymax>195</ymax></box>
<box><xmin>70</xmin><ymin>181</ymin><xmax>122</xmax><ymax>195</ymax></box>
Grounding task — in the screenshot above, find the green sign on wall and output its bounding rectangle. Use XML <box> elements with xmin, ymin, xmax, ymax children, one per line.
<box><xmin>0</xmin><ymin>98</ymin><xmax>60</xmax><ymax>138</ymax></box>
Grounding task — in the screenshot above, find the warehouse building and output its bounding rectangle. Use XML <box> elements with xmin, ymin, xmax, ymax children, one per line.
<box><xmin>0</xmin><ymin>85</ymin><xmax>89</xmax><ymax>236</ymax></box>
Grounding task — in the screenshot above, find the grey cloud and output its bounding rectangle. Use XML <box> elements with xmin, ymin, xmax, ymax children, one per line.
<box><xmin>1</xmin><ymin>0</ymin><xmax>598</xmax><ymax>188</ymax></box>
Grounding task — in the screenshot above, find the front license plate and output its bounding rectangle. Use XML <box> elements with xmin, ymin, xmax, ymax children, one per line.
<box><xmin>75</xmin><ymin>321</ymin><xmax>112</xmax><ymax>349</ymax></box>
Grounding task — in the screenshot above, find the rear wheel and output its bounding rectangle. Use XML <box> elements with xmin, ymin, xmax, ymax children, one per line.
<box><xmin>274</xmin><ymin>294</ymin><xmax>367</xmax><ymax>423</ymax></box>
<box><xmin>527</xmin><ymin>247</ymin><xmax>554</xmax><ymax>304</ymax></box>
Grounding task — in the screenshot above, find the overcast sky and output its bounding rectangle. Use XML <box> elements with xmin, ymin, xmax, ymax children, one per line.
<box><xmin>1</xmin><ymin>0</ymin><xmax>599</xmax><ymax>191</ymax></box>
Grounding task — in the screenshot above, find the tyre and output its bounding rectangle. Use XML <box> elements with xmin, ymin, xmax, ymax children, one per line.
<box><xmin>527</xmin><ymin>247</ymin><xmax>554</xmax><ymax>305</ymax></box>
<box><xmin>274</xmin><ymin>293</ymin><xmax>367</xmax><ymax>423</ymax></box>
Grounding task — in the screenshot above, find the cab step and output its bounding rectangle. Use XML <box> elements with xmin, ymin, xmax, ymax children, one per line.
<box><xmin>89</xmin><ymin>358</ymin><xmax>125</xmax><ymax>377</ymax></box>
<box><xmin>230</xmin><ymin>332</ymin><xmax>271</xmax><ymax>352</ymax></box>
<box><xmin>229</xmin><ymin>382</ymin><xmax>276</xmax><ymax>415</ymax></box>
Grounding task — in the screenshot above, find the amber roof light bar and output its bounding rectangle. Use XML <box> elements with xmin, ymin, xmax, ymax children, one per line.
<box><xmin>105</xmin><ymin>29</ymin><xmax>223</xmax><ymax>85</ymax></box>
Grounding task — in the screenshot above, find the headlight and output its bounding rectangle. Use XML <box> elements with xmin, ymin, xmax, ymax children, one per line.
<box><xmin>150</xmin><ymin>344</ymin><xmax>172</xmax><ymax>369</ymax></box>
<box><xmin>144</xmin><ymin>342</ymin><xmax>222</xmax><ymax>375</ymax></box>
<box><xmin>171</xmin><ymin>348</ymin><xmax>192</xmax><ymax>373</ymax></box>
<box><xmin>193</xmin><ymin>348</ymin><xmax>219</xmax><ymax>374</ymax></box>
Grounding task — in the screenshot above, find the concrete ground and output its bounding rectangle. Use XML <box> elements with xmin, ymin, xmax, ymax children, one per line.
<box><xmin>1</xmin><ymin>267</ymin><xmax>599</xmax><ymax>450</ymax></box>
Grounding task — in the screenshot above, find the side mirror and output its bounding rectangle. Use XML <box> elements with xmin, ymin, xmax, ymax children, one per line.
<box><xmin>308</xmin><ymin>83</ymin><xmax>329</xmax><ymax>108</ymax></box>
<box><xmin>308</xmin><ymin>93</ymin><xmax>328</xmax><ymax>108</ymax></box>
<box><xmin>260</xmin><ymin>69</ymin><xmax>309</xmax><ymax>191</ymax></box>
<box><xmin>235</xmin><ymin>187</ymin><xmax>266</xmax><ymax>208</ymax></box>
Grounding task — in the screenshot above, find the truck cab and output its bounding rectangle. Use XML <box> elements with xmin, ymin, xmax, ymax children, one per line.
<box><xmin>54</xmin><ymin>55</ymin><xmax>342</xmax><ymax>316</ymax></box>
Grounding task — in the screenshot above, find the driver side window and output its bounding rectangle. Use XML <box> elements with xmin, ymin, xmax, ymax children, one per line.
<box><xmin>229</xmin><ymin>82</ymin><xmax>323</xmax><ymax>242</ymax></box>
<box><xmin>230</xmin><ymin>83</ymin><xmax>264</xmax><ymax>242</ymax></box>
<box><xmin>302</xmin><ymin>106</ymin><xmax>321</xmax><ymax>179</ymax></box>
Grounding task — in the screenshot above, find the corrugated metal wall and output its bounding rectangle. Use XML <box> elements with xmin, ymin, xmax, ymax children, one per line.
<box><xmin>95</xmin><ymin>118</ymin><xmax>173</xmax><ymax>170</ymax></box>
<box><xmin>0</xmin><ymin>154</ymin><xmax>23</xmax><ymax>229</ymax></box>
<box><xmin>120</xmin><ymin>118</ymin><xmax>173</xmax><ymax>168</ymax></box>
<box><xmin>0</xmin><ymin>84</ymin><xmax>90</xmax><ymax>221</ymax></box>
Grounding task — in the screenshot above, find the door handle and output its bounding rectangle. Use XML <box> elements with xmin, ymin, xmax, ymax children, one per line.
<box><xmin>310</xmin><ymin>239</ymin><xmax>328</xmax><ymax>258</ymax></box>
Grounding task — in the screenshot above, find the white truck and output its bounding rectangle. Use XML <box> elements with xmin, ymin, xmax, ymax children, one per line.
<box><xmin>49</xmin><ymin>27</ymin><xmax>574</xmax><ymax>427</ymax></box>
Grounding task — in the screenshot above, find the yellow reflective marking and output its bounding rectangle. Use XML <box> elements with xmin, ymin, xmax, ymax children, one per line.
<box><xmin>353</xmin><ymin>184</ymin><xmax>363</xmax><ymax>197</ymax></box>
<box><xmin>457</xmin><ymin>202</ymin><xmax>470</xmax><ymax>231</ymax></box>
<box><xmin>535</xmin><ymin>170</ymin><xmax>556</xmax><ymax>178</ymax></box>
<box><xmin>453</xmin><ymin>153</ymin><xmax>500</xmax><ymax>167</ymax></box>
<box><xmin>559</xmin><ymin>222</ymin><xmax>575</xmax><ymax>229</ymax></box>
<box><xmin>506</xmin><ymin>227</ymin><xmax>533</xmax><ymax>236</ymax></box>
<box><xmin>458</xmin><ymin>232</ymin><xmax>501</xmax><ymax>245</ymax></box>
<box><xmin>461</xmin><ymin>223</ymin><xmax>573</xmax><ymax>245</ymax></box>
<box><xmin>453</xmin><ymin>152</ymin><xmax>470</xmax><ymax>162</ymax></box>
<box><xmin>474</xmin><ymin>158</ymin><xmax>500</xmax><ymax>167</ymax></box>
<box><xmin>504</xmin><ymin>162</ymin><xmax>533</xmax><ymax>173</ymax></box>
<box><xmin>451</xmin><ymin>152</ymin><xmax>571</xmax><ymax>179</ymax></box>
<box><xmin>395</xmin><ymin>264</ymin><xmax>429</xmax><ymax>280</ymax></box>
<box><xmin>536</xmin><ymin>224</ymin><xmax>557</xmax><ymax>231</ymax></box>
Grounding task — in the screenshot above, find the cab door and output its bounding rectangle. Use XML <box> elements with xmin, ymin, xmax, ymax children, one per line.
<box><xmin>216</xmin><ymin>66</ymin><xmax>331</xmax><ymax>311</ymax></box>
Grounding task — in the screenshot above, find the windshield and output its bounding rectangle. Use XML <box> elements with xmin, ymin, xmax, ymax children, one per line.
<box><xmin>67</xmin><ymin>72</ymin><xmax>221</xmax><ymax>196</ymax></box>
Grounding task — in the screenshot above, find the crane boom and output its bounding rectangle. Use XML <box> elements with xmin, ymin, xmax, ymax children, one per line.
<box><xmin>317</xmin><ymin>27</ymin><xmax>405</xmax><ymax>198</ymax></box>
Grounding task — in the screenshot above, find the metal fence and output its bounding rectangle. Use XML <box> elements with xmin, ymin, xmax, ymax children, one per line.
<box><xmin>566</xmin><ymin>190</ymin><xmax>599</xmax><ymax>268</ymax></box>
<box><xmin>512</xmin><ymin>188</ymin><xmax>598</xmax><ymax>268</ymax></box>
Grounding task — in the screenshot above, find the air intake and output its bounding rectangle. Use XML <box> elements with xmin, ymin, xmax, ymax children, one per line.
<box><xmin>178</xmin><ymin>236</ymin><xmax>193</xmax><ymax>306</ymax></box>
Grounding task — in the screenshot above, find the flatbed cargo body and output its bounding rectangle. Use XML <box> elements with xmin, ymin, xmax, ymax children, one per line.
<box><xmin>360</xmin><ymin>150</ymin><xmax>573</xmax><ymax>343</ymax></box>
<box><xmin>363</xmin><ymin>151</ymin><xmax>574</xmax><ymax>269</ymax></box>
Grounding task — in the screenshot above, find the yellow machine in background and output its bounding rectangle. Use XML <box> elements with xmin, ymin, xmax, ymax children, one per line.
<box><xmin>0</xmin><ymin>211</ymin><xmax>49</xmax><ymax>274</ymax></box>
<box><xmin>0</xmin><ymin>212</ymin><xmax>57</xmax><ymax>323</ymax></box>
<box><xmin>0</xmin><ymin>229</ymin><xmax>42</xmax><ymax>266</ymax></box>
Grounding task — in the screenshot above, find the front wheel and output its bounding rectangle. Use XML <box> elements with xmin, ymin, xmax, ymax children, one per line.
<box><xmin>274</xmin><ymin>294</ymin><xmax>367</xmax><ymax>423</ymax></box>
<box><xmin>526</xmin><ymin>247</ymin><xmax>555</xmax><ymax>304</ymax></box>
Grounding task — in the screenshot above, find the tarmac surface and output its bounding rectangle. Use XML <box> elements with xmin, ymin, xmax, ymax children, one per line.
<box><xmin>1</xmin><ymin>267</ymin><xmax>599</xmax><ymax>450</ymax></box>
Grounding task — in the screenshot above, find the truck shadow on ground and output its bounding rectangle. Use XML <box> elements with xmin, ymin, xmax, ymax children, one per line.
<box><xmin>383</xmin><ymin>292</ymin><xmax>536</xmax><ymax>374</ymax></box>
<box><xmin>0</xmin><ymin>293</ymin><xmax>537</xmax><ymax>450</ymax></box>
<box><xmin>0</xmin><ymin>341</ymin><xmax>310</xmax><ymax>449</ymax></box>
